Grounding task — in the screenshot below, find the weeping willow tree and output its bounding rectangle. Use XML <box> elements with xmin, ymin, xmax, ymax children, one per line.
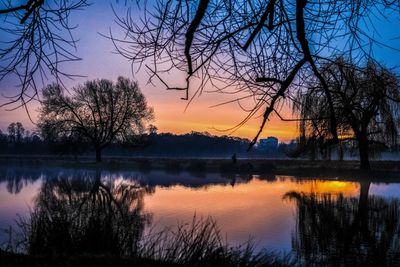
<box><xmin>294</xmin><ymin>58</ymin><xmax>400</xmax><ymax>169</ymax></box>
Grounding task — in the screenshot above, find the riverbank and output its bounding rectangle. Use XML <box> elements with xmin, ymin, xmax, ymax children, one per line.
<box><xmin>0</xmin><ymin>155</ymin><xmax>399</xmax><ymax>175</ymax></box>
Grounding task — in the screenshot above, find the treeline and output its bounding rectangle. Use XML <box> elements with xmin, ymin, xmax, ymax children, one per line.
<box><xmin>2</xmin><ymin>122</ymin><xmax>399</xmax><ymax>160</ymax></box>
<box><xmin>128</xmin><ymin>132</ymin><xmax>292</xmax><ymax>158</ymax></box>
<box><xmin>0</xmin><ymin>123</ymin><xmax>291</xmax><ymax>158</ymax></box>
<box><xmin>0</xmin><ymin>123</ymin><xmax>45</xmax><ymax>154</ymax></box>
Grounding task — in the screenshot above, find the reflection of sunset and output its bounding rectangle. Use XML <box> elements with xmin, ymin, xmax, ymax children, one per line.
<box><xmin>0</xmin><ymin>171</ymin><xmax>397</xmax><ymax>254</ymax></box>
<box><xmin>303</xmin><ymin>181</ymin><xmax>359</xmax><ymax>195</ymax></box>
<box><xmin>144</xmin><ymin>177</ymin><xmax>360</xmax><ymax>251</ymax></box>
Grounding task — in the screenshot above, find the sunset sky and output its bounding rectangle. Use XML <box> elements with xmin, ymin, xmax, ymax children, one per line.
<box><xmin>0</xmin><ymin>1</ymin><xmax>399</xmax><ymax>142</ymax></box>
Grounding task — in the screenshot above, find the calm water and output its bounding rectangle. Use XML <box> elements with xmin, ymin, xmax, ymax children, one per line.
<box><xmin>1</xmin><ymin>165</ymin><xmax>400</xmax><ymax>264</ymax></box>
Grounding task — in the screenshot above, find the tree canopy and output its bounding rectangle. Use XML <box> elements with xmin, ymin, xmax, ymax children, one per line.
<box><xmin>38</xmin><ymin>76</ymin><xmax>154</xmax><ymax>162</ymax></box>
<box><xmin>7</xmin><ymin>122</ymin><xmax>25</xmax><ymax>142</ymax></box>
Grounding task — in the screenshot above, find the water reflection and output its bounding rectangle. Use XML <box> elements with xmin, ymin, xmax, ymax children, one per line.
<box><xmin>1</xmin><ymin>166</ymin><xmax>400</xmax><ymax>265</ymax></box>
<box><xmin>20</xmin><ymin>171</ymin><xmax>154</xmax><ymax>256</ymax></box>
<box><xmin>0</xmin><ymin>168</ymin><xmax>43</xmax><ymax>194</ymax></box>
<box><xmin>0</xmin><ymin>167</ymin><xmax>256</xmax><ymax>194</ymax></box>
<box><xmin>285</xmin><ymin>180</ymin><xmax>400</xmax><ymax>266</ymax></box>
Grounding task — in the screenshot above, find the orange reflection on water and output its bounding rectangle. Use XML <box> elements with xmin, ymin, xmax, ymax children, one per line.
<box><xmin>0</xmin><ymin>175</ymin><xmax>362</xmax><ymax>252</ymax></box>
<box><xmin>144</xmin><ymin>177</ymin><xmax>360</xmax><ymax>251</ymax></box>
<box><xmin>298</xmin><ymin>180</ymin><xmax>360</xmax><ymax>195</ymax></box>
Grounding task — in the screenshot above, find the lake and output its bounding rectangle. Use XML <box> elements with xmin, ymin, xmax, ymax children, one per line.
<box><xmin>1</xmin><ymin>165</ymin><xmax>400</xmax><ymax>265</ymax></box>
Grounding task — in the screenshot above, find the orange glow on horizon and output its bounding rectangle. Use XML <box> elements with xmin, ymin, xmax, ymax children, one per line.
<box><xmin>148</xmin><ymin>95</ymin><xmax>298</xmax><ymax>141</ymax></box>
<box><xmin>0</xmin><ymin>86</ymin><xmax>299</xmax><ymax>142</ymax></box>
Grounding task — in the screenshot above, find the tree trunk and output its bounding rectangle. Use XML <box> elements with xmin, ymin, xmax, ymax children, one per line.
<box><xmin>328</xmin><ymin>147</ymin><xmax>331</xmax><ymax>161</ymax></box>
<box><xmin>95</xmin><ymin>147</ymin><xmax>102</xmax><ymax>163</ymax></box>
<box><xmin>358</xmin><ymin>137</ymin><xmax>370</xmax><ymax>170</ymax></box>
<box><xmin>338</xmin><ymin>144</ymin><xmax>344</xmax><ymax>161</ymax></box>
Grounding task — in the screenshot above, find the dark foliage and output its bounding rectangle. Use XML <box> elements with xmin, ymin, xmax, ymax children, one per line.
<box><xmin>0</xmin><ymin>125</ymin><xmax>292</xmax><ymax>158</ymax></box>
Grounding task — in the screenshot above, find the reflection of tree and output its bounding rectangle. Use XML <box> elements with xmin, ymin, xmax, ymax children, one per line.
<box><xmin>22</xmin><ymin>172</ymin><xmax>154</xmax><ymax>256</ymax></box>
<box><xmin>6</xmin><ymin>176</ymin><xmax>25</xmax><ymax>195</ymax></box>
<box><xmin>285</xmin><ymin>181</ymin><xmax>400</xmax><ymax>266</ymax></box>
<box><xmin>0</xmin><ymin>168</ymin><xmax>41</xmax><ymax>194</ymax></box>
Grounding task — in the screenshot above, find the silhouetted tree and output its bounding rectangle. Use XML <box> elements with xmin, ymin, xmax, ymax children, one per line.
<box><xmin>0</xmin><ymin>130</ymin><xmax>6</xmax><ymax>149</ymax></box>
<box><xmin>147</xmin><ymin>124</ymin><xmax>158</xmax><ymax>135</ymax></box>
<box><xmin>37</xmin><ymin>77</ymin><xmax>154</xmax><ymax>162</ymax></box>
<box><xmin>111</xmin><ymin>0</ymin><xmax>400</xmax><ymax>146</ymax></box>
<box><xmin>7</xmin><ymin>122</ymin><xmax>25</xmax><ymax>143</ymax></box>
<box><xmin>294</xmin><ymin>59</ymin><xmax>400</xmax><ymax>169</ymax></box>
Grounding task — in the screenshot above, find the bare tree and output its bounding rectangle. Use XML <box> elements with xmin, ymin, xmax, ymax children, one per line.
<box><xmin>294</xmin><ymin>58</ymin><xmax>400</xmax><ymax>169</ymax></box>
<box><xmin>37</xmin><ymin>76</ymin><xmax>154</xmax><ymax>162</ymax></box>
<box><xmin>110</xmin><ymin>0</ymin><xmax>400</xmax><ymax>147</ymax></box>
<box><xmin>7</xmin><ymin>122</ymin><xmax>25</xmax><ymax>142</ymax></box>
<box><xmin>0</xmin><ymin>0</ymin><xmax>89</xmax><ymax>107</ymax></box>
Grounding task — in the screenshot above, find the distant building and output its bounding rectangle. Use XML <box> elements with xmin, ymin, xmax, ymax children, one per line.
<box><xmin>258</xmin><ymin>136</ymin><xmax>278</xmax><ymax>151</ymax></box>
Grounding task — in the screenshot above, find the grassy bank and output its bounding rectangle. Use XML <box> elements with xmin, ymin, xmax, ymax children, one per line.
<box><xmin>0</xmin><ymin>155</ymin><xmax>399</xmax><ymax>174</ymax></box>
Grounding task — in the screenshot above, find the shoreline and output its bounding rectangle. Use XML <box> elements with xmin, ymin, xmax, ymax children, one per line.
<box><xmin>0</xmin><ymin>154</ymin><xmax>399</xmax><ymax>177</ymax></box>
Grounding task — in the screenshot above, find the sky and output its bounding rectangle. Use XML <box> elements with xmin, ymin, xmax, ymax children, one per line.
<box><xmin>0</xmin><ymin>1</ymin><xmax>399</xmax><ymax>142</ymax></box>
